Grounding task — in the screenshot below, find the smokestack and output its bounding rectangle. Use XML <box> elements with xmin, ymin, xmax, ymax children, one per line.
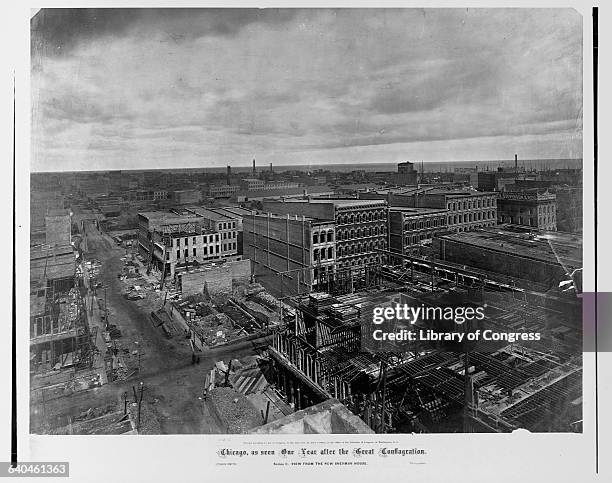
<box><xmin>514</xmin><ymin>154</ymin><xmax>518</xmax><ymax>171</ymax></box>
<box><xmin>252</xmin><ymin>159</ymin><xmax>256</xmax><ymax>175</ymax></box>
<box><xmin>270</xmin><ymin>162</ymin><xmax>273</xmax><ymax>173</ymax></box>
<box><xmin>226</xmin><ymin>165</ymin><xmax>231</xmax><ymax>185</ymax></box>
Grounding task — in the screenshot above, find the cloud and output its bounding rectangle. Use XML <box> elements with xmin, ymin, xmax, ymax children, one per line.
<box><xmin>31</xmin><ymin>8</ymin><xmax>583</xmax><ymax>171</ymax></box>
<box><xmin>31</xmin><ymin>8</ymin><xmax>298</xmax><ymax>58</ymax></box>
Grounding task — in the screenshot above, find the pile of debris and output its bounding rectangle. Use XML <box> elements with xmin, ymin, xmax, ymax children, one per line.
<box><xmin>83</xmin><ymin>259</ymin><xmax>102</xmax><ymax>278</ymax></box>
<box><xmin>191</xmin><ymin>313</ymin><xmax>241</xmax><ymax>346</ymax></box>
<box><xmin>207</xmin><ymin>386</ymin><xmax>262</xmax><ymax>434</ymax></box>
<box><xmin>56</xmin><ymin>288</ymin><xmax>82</xmax><ymax>331</ymax></box>
<box><xmin>248</xmin><ymin>289</ymin><xmax>280</xmax><ymax>312</ymax></box>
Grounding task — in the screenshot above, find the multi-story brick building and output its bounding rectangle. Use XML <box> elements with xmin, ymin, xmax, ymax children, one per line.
<box><xmin>360</xmin><ymin>187</ymin><xmax>496</xmax><ymax>232</ymax></box>
<box><xmin>138</xmin><ymin>207</ymin><xmax>240</xmax><ymax>278</ymax></box>
<box><xmin>243</xmin><ymin>211</ymin><xmax>335</xmax><ymax>295</ymax></box>
<box><xmin>397</xmin><ymin>161</ymin><xmax>418</xmax><ymax>186</ymax></box>
<box><xmin>240</xmin><ymin>178</ymin><xmax>266</xmax><ymax>190</ymax></box>
<box><xmin>388</xmin><ymin>207</ymin><xmax>448</xmax><ymax>255</ymax></box>
<box><xmin>250</xmin><ymin>198</ymin><xmax>388</xmax><ymax>295</ymax></box>
<box><xmin>207</xmin><ymin>184</ymin><xmax>240</xmax><ymax>198</ymax></box>
<box><xmin>497</xmin><ymin>189</ymin><xmax>557</xmax><ymax>231</ymax></box>
<box><xmin>128</xmin><ymin>189</ymin><xmax>170</xmax><ymax>202</ymax></box>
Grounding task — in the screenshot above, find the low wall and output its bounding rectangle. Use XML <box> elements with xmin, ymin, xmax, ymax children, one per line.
<box><xmin>179</xmin><ymin>259</ymin><xmax>251</xmax><ymax>296</ymax></box>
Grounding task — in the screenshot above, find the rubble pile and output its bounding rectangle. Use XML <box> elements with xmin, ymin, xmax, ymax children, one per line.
<box><xmin>208</xmin><ymin>387</ymin><xmax>262</xmax><ymax>434</ymax></box>
<box><xmin>191</xmin><ymin>313</ymin><xmax>240</xmax><ymax>346</ymax></box>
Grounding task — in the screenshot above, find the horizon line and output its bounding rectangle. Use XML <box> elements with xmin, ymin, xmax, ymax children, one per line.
<box><xmin>30</xmin><ymin>157</ymin><xmax>584</xmax><ymax>174</ymax></box>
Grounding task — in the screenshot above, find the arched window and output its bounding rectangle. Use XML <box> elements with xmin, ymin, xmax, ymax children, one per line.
<box><xmin>320</xmin><ymin>232</ymin><xmax>326</xmax><ymax>243</ymax></box>
<box><xmin>327</xmin><ymin>247</ymin><xmax>333</xmax><ymax>259</ymax></box>
<box><xmin>313</xmin><ymin>232</ymin><xmax>318</xmax><ymax>244</ymax></box>
<box><xmin>313</xmin><ymin>249</ymin><xmax>319</xmax><ymax>261</ymax></box>
<box><xmin>328</xmin><ymin>231</ymin><xmax>334</xmax><ymax>242</ymax></box>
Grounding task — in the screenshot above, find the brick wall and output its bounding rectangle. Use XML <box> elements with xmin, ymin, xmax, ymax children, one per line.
<box><xmin>179</xmin><ymin>259</ymin><xmax>252</xmax><ymax>296</ymax></box>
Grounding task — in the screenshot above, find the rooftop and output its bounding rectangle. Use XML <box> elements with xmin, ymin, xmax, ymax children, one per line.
<box><xmin>280</xmin><ymin>198</ymin><xmax>386</xmax><ymax>207</ymax></box>
<box><xmin>214</xmin><ymin>206</ymin><xmax>253</xmax><ymax>217</ymax></box>
<box><xmin>389</xmin><ymin>207</ymin><xmax>448</xmax><ymax>215</ymax></box>
<box><xmin>188</xmin><ymin>206</ymin><xmax>238</xmax><ymax>221</ymax></box>
<box><xmin>437</xmin><ymin>226</ymin><xmax>582</xmax><ymax>268</ymax></box>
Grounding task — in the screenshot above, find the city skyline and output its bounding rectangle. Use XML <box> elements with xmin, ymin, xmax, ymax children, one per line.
<box><xmin>32</xmin><ymin>8</ymin><xmax>583</xmax><ymax>172</ymax></box>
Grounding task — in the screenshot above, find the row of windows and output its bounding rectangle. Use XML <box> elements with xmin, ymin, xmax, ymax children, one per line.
<box><xmin>337</xmin><ymin>256</ymin><xmax>382</xmax><ymax>270</ymax></box>
<box><xmin>313</xmin><ymin>247</ymin><xmax>334</xmax><ymax>261</ymax></box>
<box><xmin>172</xmin><ymin>232</ymin><xmax>236</xmax><ymax>246</ymax></box>
<box><xmin>449</xmin><ymin>211</ymin><xmax>495</xmax><ymax>224</ymax></box>
<box><xmin>174</xmin><ymin>242</ymin><xmax>237</xmax><ymax>260</ymax></box>
<box><xmin>404</xmin><ymin>232</ymin><xmax>434</xmax><ymax>244</ymax></box>
<box><xmin>403</xmin><ymin>218</ymin><xmax>446</xmax><ymax>231</ymax></box>
<box><xmin>336</xmin><ymin>210</ymin><xmax>386</xmax><ymax>225</ymax></box>
<box><xmin>538</xmin><ymin>204</ymin><xmax>556</xmax><ymax>213</ymax></box>
<box><xmin>337</xmin><ymin>240</ymin><xmax>386</xmax><ymax>257</ymax></box>
<box><xmin>336</xmin><ymin>225</ymin><xmax>386</xmax><ymax>240</ymax></box>
<box><xmin>312</xmin><ymin>256</ymin><xmax>383</xmax><ymax>281</ymax></box>
<box><xmin>499</xmin><ymin>215</ymin><xmax>556</xmax><ymax>226</ymax></box>
<box><xmin>312</xmin><ymin>231</ymin><xmax>334</xmax><ymax>244</ymax></box>
<box><xmin>504</xmin><ymin>207</ymin><xmax>553</xmax><ymax>216</ymax></box>
<box><xmin>447</xmin><ymin>198</ymin><xmax>496</xmax><ymax>211</ymax></box>
<box><xmin>219</xmin><ymin>221</ymin><xmax>237</xmax><ymax>230</ymax></box>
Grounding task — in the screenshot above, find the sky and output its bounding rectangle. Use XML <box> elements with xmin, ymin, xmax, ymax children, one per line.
<box><xmin>31</xmin><ymin>8</ymin><xmax>583</xmax><ymax>172</ymax></box>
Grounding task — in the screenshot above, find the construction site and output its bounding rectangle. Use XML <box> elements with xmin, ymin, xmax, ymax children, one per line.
<box><xmin>258</xmin><ymin>261</ymin><xmax>583</xmax><ymax>433</ymax></box>
<box><xmin>29</xmin><ymin>170</ymin><xmax>584</xmax><ymax>435</ymax></box>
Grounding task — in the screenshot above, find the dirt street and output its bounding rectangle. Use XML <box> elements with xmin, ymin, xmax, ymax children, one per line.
<box><xmin>34</xmin><ymin>222</ymin><xmax>260</xmax><ymax>434</ymax></box>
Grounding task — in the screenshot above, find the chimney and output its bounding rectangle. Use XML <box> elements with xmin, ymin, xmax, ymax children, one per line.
<box><xmin>270</xmin><ymin>162</ymin><xmax>273</xmax><ymax>173</ymax></box>
<box><xmin>226</xmin><ymin>165</ymin><xmax>231</xmax><ymax>185</ymax></box>
<box><xmin>252</xmin><ymin>159</ymin><xmax>256</xmax><ymax>176</ymax></box>
<box><xmin>514</xmin><ymin>154</ymin><xmax>518</xmax><ymax>171</ymax></box>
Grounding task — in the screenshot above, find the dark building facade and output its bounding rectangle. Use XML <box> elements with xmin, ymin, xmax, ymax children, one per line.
<box><xmin>397</xmin><ymin>162</ymin><xmax>418</xmax><ymax>186</ymax></box>
<box><xmin>389</xmin><ymin>207</ymin><xmax>448</xmax><ymax>255</ymax></box>
<box><xmin>497</xmin><ymin>189</ymin><xmax>557</xmax><ymax>231</ymax></box>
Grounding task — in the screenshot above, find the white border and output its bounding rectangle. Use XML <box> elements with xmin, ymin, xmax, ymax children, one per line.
<box><xmin>1</xmin><ymin>2</ymin><xmax>607</xmax><ymax>482</ymax></box>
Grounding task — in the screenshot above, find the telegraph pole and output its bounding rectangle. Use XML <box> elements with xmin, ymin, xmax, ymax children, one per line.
<box><xmin>137</xmin><ymin>382</ymin><xmax>144</xmax><ymax>432</ymax></box>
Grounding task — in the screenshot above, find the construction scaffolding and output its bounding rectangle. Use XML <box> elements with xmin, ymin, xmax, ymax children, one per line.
<box><xmin>266</xmin><ymin>284</ymin><xmax>583</xmax><ymax>434</ymax></box>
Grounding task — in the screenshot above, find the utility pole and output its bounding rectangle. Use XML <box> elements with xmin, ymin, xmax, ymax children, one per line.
<box><xmin>379</xmin><ymin>358</ymin><xmax>388</xmax><ymax>433</ymax></box>
<box><xmin>463</xmin><ymin>320</ymin><xmax>471</xmax><ymax>433</ymax></box>
<box><xmin>122</xmin><ymin>392</ymin><xmax>128</xmax><ymax>415</ymax></box>
<box><xmin>137</xmin><ymin>382</ymin><xmax>144</xmax><ymax>432</ymax></box>
<box><xmin>104</xmin><ymin>286</ymin><xmax>108</xmax><ymax>330</ymax></box>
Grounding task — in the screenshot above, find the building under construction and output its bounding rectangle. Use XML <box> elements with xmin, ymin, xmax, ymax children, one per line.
<box><xmin>264</xmin><ymin>264</ymin><xmax>582</xmax><ymax>433</ymax></box>
<box><xmin>137</xmin><ymin>208</ymin><xmax>241</xmax><ymax>281</ymax></box>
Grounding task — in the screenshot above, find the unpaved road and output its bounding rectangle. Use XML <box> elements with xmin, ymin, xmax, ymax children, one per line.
<box><xmin>33</xmin><ymin>222</ymin><xmax>261</xmax><ymax>434</ymax></box>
